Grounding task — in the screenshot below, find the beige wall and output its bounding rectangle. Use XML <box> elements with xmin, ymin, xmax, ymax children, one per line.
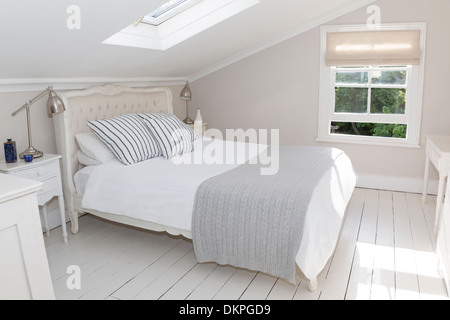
<box><xmin>190</xmin><ymin>0</ymin><xmax>450</xmax><ymax>193</ymax></box>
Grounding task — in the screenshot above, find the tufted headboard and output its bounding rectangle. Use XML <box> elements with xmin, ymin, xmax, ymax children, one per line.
<box><xmin>53</xmin><ymin>84</ymin><xmax>173</xmax><ymax>214</ymax></box>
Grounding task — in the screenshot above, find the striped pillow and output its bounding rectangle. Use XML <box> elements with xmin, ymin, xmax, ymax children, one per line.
<box><xmin>87</xmin><ymin>113</ymin><xmax>161</xmax><ymax>165</ymax></box>
<box><xmin>139</xmin><ymin>113</ymin><xmax>198</xmax><ymax>159</ymax></box>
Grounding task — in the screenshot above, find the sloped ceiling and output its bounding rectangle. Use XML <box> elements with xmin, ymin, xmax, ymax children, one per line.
<box><xmin>0</xmin><ymin>0</ymin><xmax>376</xmax><ymax>82</ymax></box>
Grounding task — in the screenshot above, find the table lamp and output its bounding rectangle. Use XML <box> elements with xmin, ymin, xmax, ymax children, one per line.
<box><xmin>180</xmin><ymin>81</ymin><xmax>193</xmax><ymax>124</ymax></box>
<box><xmin>11</xmin><ymin>86</ymin><xmax>66</xmax><ymax>158</ymax></box>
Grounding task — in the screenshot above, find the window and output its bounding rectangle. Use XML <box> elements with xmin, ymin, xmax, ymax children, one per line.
<box><xmin>103</xmin><ymin>0</ymin><xmax>260</xmax><ymax>51</ymax></box>
<box><xmin>317</xmin><ymin>24</ymin><xmax>426</xmax><ymax>148</ymax></box>
<box><xmin>143</xmin><ymin>0</ymin><xmax>203</xmax><ymax>26</ymax></box>
<box><xmin>332</xmin><ymin>65</ymin><xmax>409</xmax><ymax>139</ymax></box>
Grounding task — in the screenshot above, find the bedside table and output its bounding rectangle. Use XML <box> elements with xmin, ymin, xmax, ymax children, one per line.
<box><xmin>422</xmin><ymin>135</ymin><xmax>450</xmax><ymax>235</ymax></box>
<box><xmin>189</xmin><ymin>122</ymin><xmax>207</xmax><ymax>136</ymax></box>
<box><xmin>0</xmin><ymin>153</ymin><xmax>68</xmax><ymax>243</ymax></box>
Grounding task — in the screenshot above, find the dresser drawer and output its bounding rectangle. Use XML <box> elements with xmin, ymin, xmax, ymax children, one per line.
<box><xmin>13</xmin><ymin>161</ymin><xmax>59</xmax><ymax>182</ymax></box>
<box><xmin>36</xmin><ymin>177</ymin><xmax>62</xmax><ymax>205</ymax></box>
<box><xmin>37</xmin><ymin>190</ymin><xmax>57</xmax><ymax>206</ymax></box>
<box><xmin>37</xmin><ymin>176</ymin><xmax>61</xmax><ymax>195</ymax></box>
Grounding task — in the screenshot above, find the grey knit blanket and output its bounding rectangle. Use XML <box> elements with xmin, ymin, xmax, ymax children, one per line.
<box><xmin>192</xmin><ymin>146</ymin><xmax>343</xmax><ymax>283</ymax></box>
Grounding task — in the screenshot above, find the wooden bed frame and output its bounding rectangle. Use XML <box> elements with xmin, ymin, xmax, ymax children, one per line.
<box><xmin>53</xmin><ymin>84</ymin><xmax>192</xmax><ymax>239</ymax></box>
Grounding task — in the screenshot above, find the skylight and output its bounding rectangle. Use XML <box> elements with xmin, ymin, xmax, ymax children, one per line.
<box><xmin>143</xmin><ymin>0</ymin><xmax>203</xmax><ymax>26</ymax></box>
<box><xmin>103</xmin><ymin>0</ymin><xmax>260</xmax><ymax>51</ymax></box>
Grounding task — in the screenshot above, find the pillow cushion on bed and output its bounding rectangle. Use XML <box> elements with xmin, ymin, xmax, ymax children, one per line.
<box><xmin>87</xmin><ymin>113</ymin><xmax>161</xmax><ymax>165</ymax></box>
<box><xmin>77</xmin><ymin>150</ymin><xmax>102</xmax><ymax>166</ymax></box>
<box><xmin>75</xmin><ymin>132</ymin><xmax>116</xmax><ymax>164</ymax></box>
<box><xmin>140</xmin><ymin>112</ymin><xmax>199</xmax><ymax>141</ymax></box>
<box><xmin>138</xmin><ymin>113</ymin><xmax>198</xmax><ymax>159</ymax></box>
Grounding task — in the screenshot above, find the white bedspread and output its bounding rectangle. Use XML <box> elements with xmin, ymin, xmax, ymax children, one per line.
<box><xmin>75</xmin><ymin>138</ymin><xmax>357</xmax><ymax>280</ymax></box>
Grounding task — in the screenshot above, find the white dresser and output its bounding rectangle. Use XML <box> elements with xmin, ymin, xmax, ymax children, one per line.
<box><xmin>437</xmin><ymin>165</ymin><xmax>450</xmax><ymax>297</ymax></box>
<box><xmin>0</xmin><ymin>154</ymin><xmax>68</xmax><ymax>243</ymax></box>
<box><xmin>422</xmin><ymin>135</ymin><xmax>450</xmax><ymax>235</ymax></box>
<box><xmin>0</xmin><ymin>173</ymin><xmax>55</xmax><ymax>300</ymax></box>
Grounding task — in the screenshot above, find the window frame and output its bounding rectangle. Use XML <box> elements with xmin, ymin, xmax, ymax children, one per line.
<box><xmin>103</xmin><ymin>0</ymin><xmax>260</xmax><ymax>51</ymax></box>
<box><xmin>317</xmin><ymin>23</ymin><xmax>427</xmax><ymax>148</ymax></box>
<box><xmin>332</xmin><ymin>65</ymin><xmax>410</xmax><ymax>123</ymax></box>
<box><xmin>142</xmin><ymin>0</ymin><xmax>204</xmax><ymax>26</ymax></box>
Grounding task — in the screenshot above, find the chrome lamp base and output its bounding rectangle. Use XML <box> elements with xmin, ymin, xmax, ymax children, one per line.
<box><xmin>19</xmin><ymin>146</ymin><xmax>43</xmax><ymax>159</ymax></box>
<box><xmin>183</xmin><ymin>117</ymin><xmax>194</xmax><ymax>125</ymax></box>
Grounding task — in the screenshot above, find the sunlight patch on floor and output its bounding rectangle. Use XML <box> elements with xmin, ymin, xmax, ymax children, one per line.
<box><xmin>352</xmin><ymin>241</ymin><xmax>447</xmax><ymax>300</ymax></box>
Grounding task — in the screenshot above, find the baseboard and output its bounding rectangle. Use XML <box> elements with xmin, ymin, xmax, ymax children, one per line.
<box><xmin>356</xmin><ymin>173</ymin><xmax>438</xmax><ymax>195</ymax></box>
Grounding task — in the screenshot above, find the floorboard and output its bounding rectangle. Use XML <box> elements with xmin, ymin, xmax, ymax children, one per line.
<box><xmin>45</xmin><ymin>188</ymin><xmax>449</xmax><ymax>300</ymax></box>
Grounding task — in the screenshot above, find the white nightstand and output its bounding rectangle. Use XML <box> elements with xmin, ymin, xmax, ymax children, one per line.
<box><xmin>189</xmin><ymin>122</ymin><xmax>207</xmax><ymax>136</ymax></box>
<box><xmin>0</xmin><ymin>153</ymin><xmax>68</xmax><ymax>243</ymax></box>
<box><xmin>422</xmin><ymin>135</ymin><xmax>450</xmax><ymax>235</ymax></box>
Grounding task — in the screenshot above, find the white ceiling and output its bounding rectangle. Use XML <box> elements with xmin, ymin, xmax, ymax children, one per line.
<box><xmin>0</xmin><ymin>0</ymin><xmax>376</xmax><ymax>82</ymax></box>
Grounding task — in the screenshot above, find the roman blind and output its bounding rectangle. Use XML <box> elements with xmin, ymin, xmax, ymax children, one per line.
<box><xmin>326</xmin><ymin>30</ymin><xmax>421</xmax><ymax>67</ymax></box>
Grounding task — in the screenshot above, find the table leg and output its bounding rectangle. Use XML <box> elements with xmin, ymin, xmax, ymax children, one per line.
<box><xmin>41</xmin><ymin>205</ymin><xmax>50</xmax><ymax>237</ymax></box>
<box><xmin>434</xmin><ymin>176</ymin><xmax>447</xmax><ymax>235</ymax></box>
<box><xmin>58</xmin><ymin>195</ymin><xmax>68</xmax><ymax>243</ymax></box>
<box><xmin>422</xmin><ymin>156</ymin><xmax>430</xmax><ymax>204</ymax></box>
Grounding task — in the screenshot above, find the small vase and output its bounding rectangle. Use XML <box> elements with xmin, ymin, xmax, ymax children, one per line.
<box><xmin>4</xmin><ymin>139</ymin><xmax>17</xmax><ymax>163</ymax></box>
<box><xmin>194</xmin><ymin>108</ymin><xmax>202</xmax><ymax>123</ymax></box>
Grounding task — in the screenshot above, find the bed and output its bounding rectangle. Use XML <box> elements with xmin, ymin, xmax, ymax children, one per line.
<box><xmin>53</xmin><ymin>84</ymin><xmax>357</xmax><ymax>292</ymax></box>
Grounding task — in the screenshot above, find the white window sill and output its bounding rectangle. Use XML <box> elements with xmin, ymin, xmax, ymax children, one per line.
<box><xmin>316</xmin><ymin>136</ymin><xmax>421</xmax><ymax>149</ymax></box>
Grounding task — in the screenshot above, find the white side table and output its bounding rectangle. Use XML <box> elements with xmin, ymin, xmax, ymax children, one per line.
<box><xmin>0</xmin><ymin>153</ymin><xmax>68</xmax><ymax>243</ymax></box>
<box><xmin>189</xmin><ymin>122</ymin><xmax>207</xmax><ymax>136</ymax></box>
<box><xmin>422</xmin><ymin>135</ymin><xmax>450</xmax><ymax>235</ymax></box>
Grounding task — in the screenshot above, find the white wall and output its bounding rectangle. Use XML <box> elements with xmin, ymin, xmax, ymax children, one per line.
<box><xmin>190</xmin><ymin>0</ymin><xmax>450</xmax><ymax>193</ymax></box>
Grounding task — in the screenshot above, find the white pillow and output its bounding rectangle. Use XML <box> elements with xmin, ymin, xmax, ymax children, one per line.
<box><xmin>87</xmin><ymin>113</ymin><xmax>161</xmax><ymax>165</ymax></box>
<box><xmin>139</xmin><ymin>113</ymin><xmax>197</xmax><ymax>159</ymax></box>
<box><xmin>77</xmin><ymin>150</ymin><xmax>102</xmax><ymax>166</ymax></box>
<box><xmin>75</xmin><ymin>132</ymin><xmax>116</xmax><ymax>164</ymax></box>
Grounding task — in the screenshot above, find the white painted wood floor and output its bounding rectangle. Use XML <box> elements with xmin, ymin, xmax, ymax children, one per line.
<box><xmin>44</xmin><ymin>188</ymin><xmax>449</xmax><ymax>300</ymax></box>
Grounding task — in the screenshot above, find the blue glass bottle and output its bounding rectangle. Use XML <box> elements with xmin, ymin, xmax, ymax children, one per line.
<box><xmin>4</xmin><ymin>139</ymin><xmax>17</xmax><ymax>163</ymax></box>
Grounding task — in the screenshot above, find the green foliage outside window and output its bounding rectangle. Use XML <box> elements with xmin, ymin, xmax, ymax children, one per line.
<box><xmin>333</xmin><ymin>69</ymin><xmax>407</xmax><ymax>139</ymax></box>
